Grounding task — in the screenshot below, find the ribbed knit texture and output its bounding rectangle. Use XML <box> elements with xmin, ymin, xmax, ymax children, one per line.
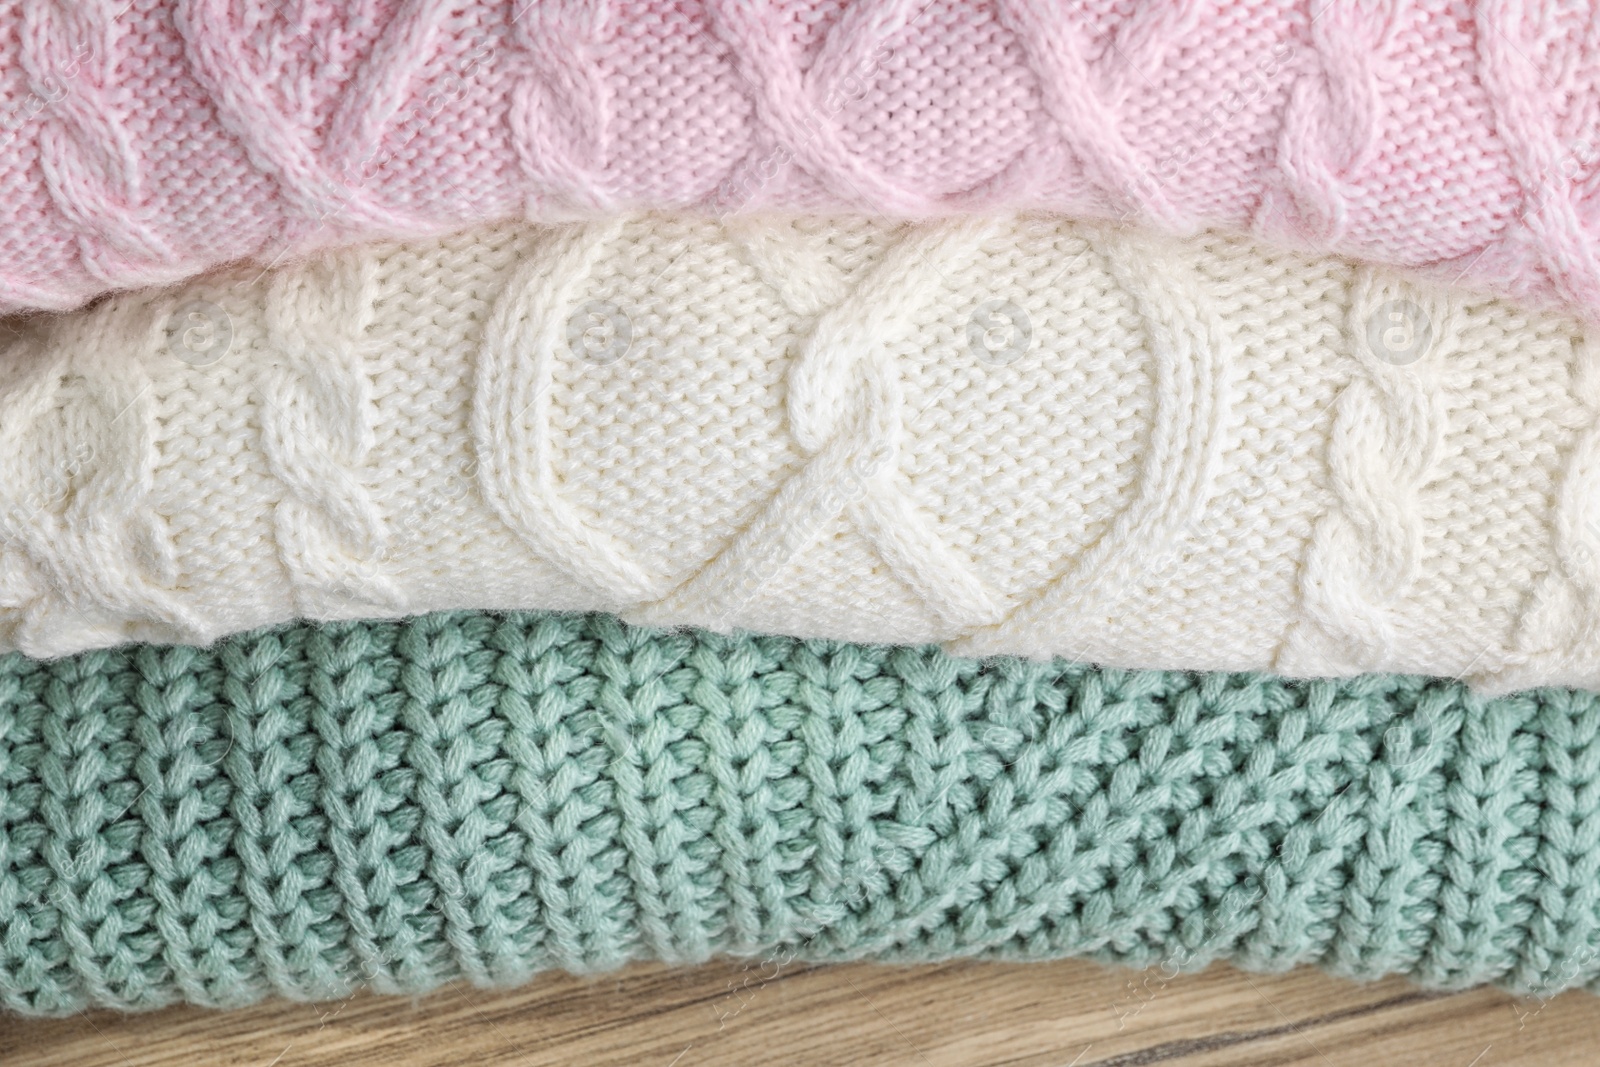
<box><xmin>4</xmin><ymin>214</ymin><xmax>1600</xmax><ymax>691</ymax></box>
<box><xmin>2</xmin><ymin>608</ymin><xmax>1599</xmax><ymax>1017</ymax></box>
<box><xmin>8</xmin><ymin>2</ymin><xmax>1600</xmax><ymax>317</ymax></box>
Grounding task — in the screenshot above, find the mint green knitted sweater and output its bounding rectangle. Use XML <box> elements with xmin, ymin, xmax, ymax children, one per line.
<box><xmin>1</xmin><ymin>610</ymin><xmax>1597</xmax><ymax>1016</ymax></box>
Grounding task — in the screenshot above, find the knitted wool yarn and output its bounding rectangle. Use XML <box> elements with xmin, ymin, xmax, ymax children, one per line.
<box><xmin>3</xmin><ymin>214</ymin><xmax>1600</xmax><ymax>692</ymax></box>
<box><xmin>7</xmin><ymin>2</ymin><xmax>1600</xmax><ymax>317</ymax></box>
<box><xmin>1</xmin><ymin>608</ymin><xmax>1598</xmax><ymax>1017</ymax></box>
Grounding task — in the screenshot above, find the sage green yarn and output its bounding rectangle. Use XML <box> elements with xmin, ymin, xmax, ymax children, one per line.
<box><xmin>2</xmin><ymin>610</ymin><xmax>1598</xmax><ymax>1017</ymax></box>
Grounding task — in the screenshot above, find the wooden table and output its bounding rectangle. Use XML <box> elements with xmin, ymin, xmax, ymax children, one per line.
<box><xmin>4</xmin><ymin>956</ymin><xmax>1597</xmax><ymax>1066</ymax></box>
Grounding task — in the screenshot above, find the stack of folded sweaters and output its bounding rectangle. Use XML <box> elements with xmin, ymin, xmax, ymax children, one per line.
<box><xmin>5</xmin><ymin>0</ymin><xmax>1600</xmax><ymax>1015</ymax></box>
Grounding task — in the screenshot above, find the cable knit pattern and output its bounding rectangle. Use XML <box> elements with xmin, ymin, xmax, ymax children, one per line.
<box><xmin>5</xmin><ymin>608</ymin><xmax>1600</xmax><ymax>1015</ymax></box>
<box><xmin>1253</xmin><ymin>1</ymin><xmax>1399</xmax><ymax>247</ymax></box>
<box><xmin>9</xmin><ymin>2</ymin><xmax>1600</xmax><ymax>316</ymax></box>
<box><xmin>256</xmin><ymin>250</ymin><xmax>400</xmax><ymax>615</ymax></box>
<box><xmin>986</xmin><ymin>0</ymin><xmax>1200</xmax><ymax>227</ymax></box>
<box><xmin>950</xmin><ymin>226</ymin><xmax>1235</xmax><ymax>658</ymax></box>
<box><xmin>509</xmin><ymin>0</ymin><xmax>614</xmax><ymax>214</ymax></box>
<box><xmin>174</xmin><ymin>0</ymin><xmax>447</xmax><ymax>234</ymax></box>
<box><xmin>1277</xmin><ymin>270</ymin><xmax>1458</xmax><ymax>675</ymax></box>
<box><xmin>19</xmin><ymin>1</ymin><xmax>187</xmax><ymax>295</ymax></box>
<box><xmin>0</xmin><ymin>214</ymin><xmax>1596</xmax><ymax>693</ymax></box>
<box><xmin>472</xmin><ymin>217</ymin><xmax>660</xmax><ymax>603</ymax></box>
<box><xmin>0</xmin><ymin>302</ymin><xmax>200</xmax><ymax>655</ymax></box>
<box><xmin>1473</xmin><ymin>3</ymin><xmax>1600</xmax><ymax>315</ymax></box>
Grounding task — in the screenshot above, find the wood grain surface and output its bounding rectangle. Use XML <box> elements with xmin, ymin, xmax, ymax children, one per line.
<box><xmin>3</xmin><ymin>956</ymin><xmax>1597</xmax><ymax>1067</ymax></box>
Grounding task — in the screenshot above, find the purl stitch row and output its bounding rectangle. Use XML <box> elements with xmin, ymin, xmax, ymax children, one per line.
<box><xmin>2</xmin><ymin>608</ymin><xmax>1600</xmax><ymax>1017</ymax></box>
<box><xmin>7</xmin><ymin>1</ymin><xmax>1600</xmax><ymax>317</ymax></box>
<box><xmin>3</xmin><ymin>215</ymin><xmax>1600</xmax><ymax>691</ymax></box>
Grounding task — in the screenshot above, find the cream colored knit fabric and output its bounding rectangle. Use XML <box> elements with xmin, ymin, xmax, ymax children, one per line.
<box><xmin>1</xmin><ymin>214</ymin><xmax>1596</xmax><ymax>692</ymax></box>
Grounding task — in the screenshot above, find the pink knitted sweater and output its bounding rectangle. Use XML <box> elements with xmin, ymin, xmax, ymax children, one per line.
<box><xmin>7</xmin><ymin>1</ymin><xmax>1600</xmax><ymax>317</ymax></box>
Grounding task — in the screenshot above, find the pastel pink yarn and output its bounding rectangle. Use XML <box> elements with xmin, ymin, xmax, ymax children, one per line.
<box><xmin>7</xmin><ymin>0</ymin><xmax>1600</xmax><ymax>317</ymax></box>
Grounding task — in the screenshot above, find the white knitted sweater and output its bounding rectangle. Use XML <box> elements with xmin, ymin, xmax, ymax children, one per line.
<box><xmin>2</xmin><ymin>214</ymin><xmax>1596</xmax><ymax>693</ymax></box>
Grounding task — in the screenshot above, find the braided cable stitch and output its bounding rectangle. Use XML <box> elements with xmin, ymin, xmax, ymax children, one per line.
<box><xmin>0</xmin><ymin>214</ymin><xmax>1595</xmax><ymax>689</ymax></box>
<box><xmin>1276</xmin><ymin>270</ymin><xmax>1457</xmax><ymax>676</ymax></box>
<box><xmin>1252</xmin><ymin>0</ymin><xmax>1401</xmax><ymax>246</ymax></box>
<box><xmin>0</xmin><ymin>305</ymin><xmax>201</xmax><ymax>658</ymax></box>
<box><xmin>508</xmin><ymin>0</ymin><xmax>616</xmax><ymax>215</ymax></box>
<box><xmin>256</xmin><ymin>249</ymin><xmax>401</xmax><ymax>615</ymax></box>
<box><xmin>6</xmin><ymin>2</ymin><xmax>1600</xmax><ymax>316</ymax></box>
<box><xmin>20</xmin><ymin>0</ymin><xmax>188</xmax><ymax>292</ymax></box>
<box><xmin>174</xmin><ymin>0</ymin><xmax>447</xmax><ymax>234</ymax></box>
